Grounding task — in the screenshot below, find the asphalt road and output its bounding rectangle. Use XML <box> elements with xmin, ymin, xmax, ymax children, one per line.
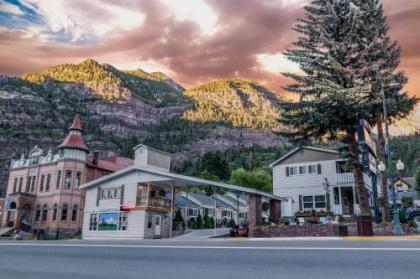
<box><xmin>1</xmin><ymin>239</ymin><xmax>419</xmax><ymax>279</ymax></box>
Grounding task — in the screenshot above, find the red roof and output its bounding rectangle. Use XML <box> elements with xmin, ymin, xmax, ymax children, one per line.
<box><xmin>58</xmin><ymin>134</ymin><xmax>89</xmax><ymax>151</ymax></box>
<box><xmin>70</xmin><ymin>114</ymin><xmax>83</xmax><ymax>131</ymax></box>
<box><xmin>87</xmin><ymin>156</ymin><xmax>133</xmax><ymax>172</ymax></box>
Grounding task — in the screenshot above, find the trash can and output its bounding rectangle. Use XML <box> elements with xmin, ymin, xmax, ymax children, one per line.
<box><xmin>357</xmin><ymin>215</ymin><xmax>373</xmax><ymax>236</ymax></box>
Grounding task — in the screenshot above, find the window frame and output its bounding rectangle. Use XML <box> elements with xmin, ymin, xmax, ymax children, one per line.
<box><xmin>41</xmin><ymin>204</ymin><xmax>48</xmax><ymax>222</ymax></box>
<box><xmin>61</xmin><ymin>204</ymin><xmax>68</xmax><ymax>221</ymax></box>
<box><xmin>45</xmin><ymin>174</ymin><xmax>51</xmax><ymax>191</ymax></box>
<box><xmin>315</xmin><ymin>195</ymin><xmax>326</xmax><ymax>209</ymax></box>
<box><xmin>89</xmin><ymin>213</ymin><xmax>98</xmax><ymax>231</ymax></box>
<box><xmin>303</xmin><ymin>195</ymin><xmax>314</xmax><ymax>209</ymax></box>
<box><xmin>71</xmin><ymin>204</ymin><xmax>78</xmax><ymax>222</ymax></box>
<box><xmin>56</xmin><ymin>170</ymin><xmax>62</xmax><ymax>189</ymax></box>
<box><xmin>52</xmin><ymin>204</ymin><xmax>58</xmax><ymax>221</ymax></box>
<box><xmin>65</xmin><ymin>170</ymin><xmax>72</xmax><ymax>189</ymax></box>
<box><xmin>39</xmin><ymin>175</ymin><xmax>45</xmax><ymax>192</ymax></box>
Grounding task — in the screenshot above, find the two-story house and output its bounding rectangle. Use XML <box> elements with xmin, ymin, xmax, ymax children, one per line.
<box><xmin>270</xmin><ymin>146</ymin><xmax>374</xmax><ymax>217</ymax></box>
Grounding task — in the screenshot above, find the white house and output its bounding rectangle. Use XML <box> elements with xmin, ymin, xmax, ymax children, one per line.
<box><xmin>270</xmin><ymin>146</ymin><xmax>375</xmax><ymax>217</ymax></box>
<box><xmin>81</xmin><ymin>145</ymin><xmax>281</xmax><ymax>239</ymax></box>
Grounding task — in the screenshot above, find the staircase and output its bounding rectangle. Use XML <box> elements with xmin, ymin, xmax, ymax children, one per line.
<box><xmin>0</xmin><ymin>227</ymin><xmax>15</xmax><ymax>237</ymax></box>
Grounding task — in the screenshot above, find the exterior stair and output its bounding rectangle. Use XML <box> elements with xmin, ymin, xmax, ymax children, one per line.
<box><xmin>0</xmin><ymin>227</ymin><xmax>15</xmax><ymax>237</ymax></box>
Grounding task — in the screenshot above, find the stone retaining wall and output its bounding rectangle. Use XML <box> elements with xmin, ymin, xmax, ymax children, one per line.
<box><xmin>249</xmin><ymin>222</ymin><xmax>418</xmax><ymax>237</ymax></box>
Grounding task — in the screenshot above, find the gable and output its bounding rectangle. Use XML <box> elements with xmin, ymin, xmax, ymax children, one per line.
<box><xmin>276</xmin><ymin>148</ymin><xmax>342</xmax><ymax>166</ymax></box>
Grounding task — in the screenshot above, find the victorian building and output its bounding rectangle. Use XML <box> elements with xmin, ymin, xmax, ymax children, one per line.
<box><xmin>1</xmin><ymin>114</ymin><xmax>133</xmax><ymax>237</ymax></box>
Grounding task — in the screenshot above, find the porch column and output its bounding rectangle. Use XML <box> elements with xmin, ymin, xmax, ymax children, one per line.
<box><xmin>248</xmin><ymin>193</ymin><xmax>262</xmax><ymax>227</ymax></box>
<box><xmin>270</xmin><ymin>199</ymin><xmax>281</xmax><ymax>224</ymax></box>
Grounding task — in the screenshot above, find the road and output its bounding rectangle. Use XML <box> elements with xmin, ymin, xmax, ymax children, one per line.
<box><xmin>1</xmin><ymin>239</ymin><xmax>419</xmax><ymax>279</ymax></box>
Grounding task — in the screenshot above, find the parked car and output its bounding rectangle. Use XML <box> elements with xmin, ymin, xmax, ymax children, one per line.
<box><xmin>408</xmin><ymin>209</ymin><xmax>420</xmax><ymax>225</ymax></box>
<box><xmin>230</xmin><ymin>225</ymin><xmax>249</xmax><ymax>237</ymax></box>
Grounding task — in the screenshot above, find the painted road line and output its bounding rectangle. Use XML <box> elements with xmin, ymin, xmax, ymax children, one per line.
<box><xmin>1</xmin><ymin>243</ymin><xmax>420</xmax><ymax>251</ymax></box>
<box><xmin>344</xmin><ymin>236</ymin><xmax>420</xmax><ymax>241</ymax></box>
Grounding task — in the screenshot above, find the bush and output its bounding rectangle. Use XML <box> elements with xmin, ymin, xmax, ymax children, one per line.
<box><xmin>228</xmin><ymin>219</ymin><xmax>236</xmax><ymax>228</ymax></box>
<box><xmin>402</xmin><ymin>197</ymin><xmax>414</xmax><ymax>209</ymax></box>
<box><xmin>203</xmin><ymin>214</ymin><xmax>213</xmax><ymax>229</ymax></box>
<box><xmin>209</xmin><ymin>217</ymin><xmax>215</xmax><ymax>228</ymax></box>
<box><xmin>408</xmin><ymin>219</ymin><xmax>418</xmax><ymax>228</ymax></box>
<box><xmin>189</xmin><ymin>217</ymin><xmax>196</xmax><ymax>229</ymax></box>
<box><xmin>196</xmin><ymin>213</ymin><xmax>203</xmax><ymax>229</ymax></box>
<box><xmin>173</xmin><ymin>210</ymin><xmax>185</xmax><ymax>230</ymax></box>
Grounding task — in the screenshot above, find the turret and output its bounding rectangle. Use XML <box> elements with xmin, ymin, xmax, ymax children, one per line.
<box><xmin>58</xmin><ymin>114</ymin><xmax>89</xmax><ymax>161</ymax></box>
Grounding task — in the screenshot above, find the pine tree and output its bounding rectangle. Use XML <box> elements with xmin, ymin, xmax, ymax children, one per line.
<box><xmin>354</xmin><ymin>0</ymin><xmax>416</xmax><ymax>222</ymax></box>
<box><xmin>280</xmin><ymin>0</ymin><xmax>374</xmax><ymax>215</ymax></box>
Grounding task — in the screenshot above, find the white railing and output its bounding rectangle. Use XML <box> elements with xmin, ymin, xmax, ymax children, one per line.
<box><xmin>336</xmin><ymin>173</ymin><xmax>354</xmax><ymax>184</ymax></box>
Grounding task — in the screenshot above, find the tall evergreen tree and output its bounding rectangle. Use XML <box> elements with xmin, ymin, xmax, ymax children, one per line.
<box><xmin>280</xmin><ymin>0</ymin><xmax>374</xmax><ymax>215</ymax></box>
<box><xmin>355</xmin><ymin>0</ymin><xmax>416</xmax><ymax>221</ymax></box>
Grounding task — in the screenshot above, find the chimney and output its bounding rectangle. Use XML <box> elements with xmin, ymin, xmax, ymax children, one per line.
<box><xmin>93</xmin><ymin>151</ymin><xmax>99</xmax><ymax>165</ymax></box>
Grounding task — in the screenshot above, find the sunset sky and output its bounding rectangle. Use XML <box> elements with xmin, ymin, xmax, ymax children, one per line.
<box><xmin>0</xmin><ymin>0</ymin><xmax>419</xmax><ymax>97</ymax></box>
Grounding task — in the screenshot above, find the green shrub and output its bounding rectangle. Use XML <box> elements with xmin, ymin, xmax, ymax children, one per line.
<box><xmin>408</xmin><ymin>219</ymin><xmax>417</xmax><ymax>228</ymax></box>
<box><xmin>196</xmin><ymin>213</ymin><xmax>203</xmax><ymax>229</ymax></box>
<box><xmin>228</xmin><ymin>219</ymin><xmax>236</xmax><ymax>228</ymax></box>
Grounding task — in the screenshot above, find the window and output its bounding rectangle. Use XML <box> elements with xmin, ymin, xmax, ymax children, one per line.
<box><xmin>34</xmin><ymin>205</ymin><xmax>41</xmax><ymax>222</ymax></box>
<box><xmin>30</xmin><ymin>176</ymin><xmax>36</xmax><ymax>192</ymax></box>
<box><xmin>119</xmin><ymin>212</ymin><xmax>128</xmax><ymax>231</ymax></box>
<box><xmin>239</xmin><ymin>212</ymin><xmax>245</xmax><ymax>219</ymax></box>
<box><xmin>56</xmin><ymin>170</ymin><xmax>62</xmax><ymax>189</ymax></box>
<box><xmin>303</xmin><ymin>196</ymin><xmax>314</xmax><ymax>209</ymax></box>
<box><xmin>100</xmin><ymin>187</ymin><xmax>121</xmax><ymax>199</ymax></box>
<box><xmin>222</xmin><ymin>210</ymin><xmax>231</xmax><ymax>218</ymax></box>
<box><xmin>188</xmin><ymin>208</ymin><xmax>198</xmax><ymax>217</ymax></box>
<box><xmin>147</xmin><ymin>214</ymin><xmax>153</xmax><ymax>229</ymax></box>
<box><xmin>13</xmin><ymin>178</ymin><xmax>18</xmax><ymax>193</ymax></box>
<box><xmin>52</xmin><ymin>204</ymin><xmax>58</xmax><ymax>221</ymax></box>
<box><xmin>45</xmin><ymin>174</ymin><xmax>51</xmax><ymax>191</ymax></box>
<box><xmin>41</xmin><ymin>204</ymin><xmax>48</xmax><ymax>222</ymax></box>
<box><xmin>315</xmin><ymin>195</ymin><xmax>326</xmax><ymax>208</ymax></box>
<box><xmin>75</xmin><ymin>171</ymin><xmax>82</xmax><ymax>189</ymax></box>
<box><xmin>40</xmin><ymin>175</ymin><xmax>45</xmax><ymax>192</ymax></box>
<box><xmin>65</xmin><ymin>170</ymin><xmax>72</xmax><ymax>189</ymax></box>
<box><xmin>289</xmin><ymin>166</ymin><xmax>298</xmax><ymax>175</ymax></box>
<box><xmin>61</xmin><ymin>204</ymin><xmax>68</xmax><ymax>221</ymax></box>
<box><xmin>89</xmin><ymin>213</ymin><xmax>98</xmax><ymax>231</ymax></box>
<box><xmin>18</xmin><ymin>177</ymin><xmax>23</xmax><ymax>192</ymax></box>
<box><xmin>26</xmin><ymin>176</ymin><xmax>31</xmax><ymax>192</ymax></box>
<box><xmin>308</xmin><ymin>165</ymin><xmax>317</xmax><ymax>174</ymax></box>
<box><xmin>299</xmin><ymin>166</ymin><xmax>307</xmax><ymax>174</ymax></box>
<box><xmin>71</xmin><ymin>205</ymin><xmax>78</xmax><ymax>222</ymax></box>
<box><xmin>204</xmin><ymin>208</ymin><xmax>213</xmax><ymax>216</ymax></box>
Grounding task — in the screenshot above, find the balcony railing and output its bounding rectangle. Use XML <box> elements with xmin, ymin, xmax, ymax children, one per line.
<box><xmin>336</xmin><ymin>172</ymin><xmax>372</xmax><ymax>188</ymax></box>
<box><xmin>336</xmin><ymin>172</ymin><xmax>354</xmax><ymax>184</ymax></box>
<box><xmin>136</xmin><ymin>196</ymin><xmax>172</xmax><ymax>210</ymax></box>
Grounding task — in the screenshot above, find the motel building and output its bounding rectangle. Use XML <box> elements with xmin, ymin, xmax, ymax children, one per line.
<box><xmin>81</xmin><ymin>145</ymin><xmax>282</xmax><ymax>239</ymax></box>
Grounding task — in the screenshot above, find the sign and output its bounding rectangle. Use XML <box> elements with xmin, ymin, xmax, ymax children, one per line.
<box><xmin>5</xmin><ymin>195</ymin><xmax>12</xmax><ymax>209</ymax></box>
<box><xmin>358</xmin><ymin>120</ymin><xmax>377</xmax><ymax>158</ymax></box>
<box><xmin>120</xmin><ymin>205</ymin><xmax>134</xmax><ymax>212</ymax></box>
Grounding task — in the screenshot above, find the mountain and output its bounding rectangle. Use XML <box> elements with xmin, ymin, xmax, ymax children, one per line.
<box><xmin>390</xmin><ymin>103</ymin><xmax>420</xmax><ymax>136</ymax></box>
<box><xmin>0</xmin><ymin>60</ymin><xmax>284</xmax><ymax>193</ymax></box>
<box><xmin>182</xmin><ymin>79</ymin><xmax>281</xmax><ymax>131</ymax></box>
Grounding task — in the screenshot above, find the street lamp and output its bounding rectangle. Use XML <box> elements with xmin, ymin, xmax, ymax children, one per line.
<box><xmin>374</xmin><ymin>64</ymin><xmax>403</xmax><ymax>236</ymax></box>
<box><xmin>378</xmin><ymin>160</ymin><xmax>403</xmax><ymax>236</ymax></box>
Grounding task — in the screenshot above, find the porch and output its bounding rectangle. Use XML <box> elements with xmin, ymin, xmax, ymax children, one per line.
<box><xmin>331</xmin><ymin>185</ymin><xmax>361</xmax><ymax>216</ymax></box>
<box><xmin>135</xmin><ymin>183</ymin><xmax>173</xmax><ymax>212</ymax></box>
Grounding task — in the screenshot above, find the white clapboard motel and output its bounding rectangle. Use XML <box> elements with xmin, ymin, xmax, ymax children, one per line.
<box><xmin>81</xmin><ymin>145</ymin><xmax>282</xmax><ymax>239</ymax></box>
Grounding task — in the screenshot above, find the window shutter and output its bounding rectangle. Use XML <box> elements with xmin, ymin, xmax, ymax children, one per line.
<box><xmin>96</xmin><ymin>187</ymin><xmax>101</xmax><ymax>206</ymax></box>
<box><xmin>317</xmin><ymin>164</ymin><xmax>322</xmax><ymax>174</ymax></box>
<box><xmin>298</xmin><ymin>195</ymin><xmax>303</xmax><ymax>211</ymax></box>
<box><xmin>286</xmin><ymin>167</ymin><xmax>290</xmax><ymax>177</ymax></box>
<box><xmin>120</xmin><ymin>185</ymin><xmax>125</xmax><ymax>205</ymax></box>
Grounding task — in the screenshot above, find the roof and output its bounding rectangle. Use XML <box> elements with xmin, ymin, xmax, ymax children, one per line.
<box><xmin>58</xmin><ymin>134</ymin><xmax>89</xmax><ymax>152</ymax></box>
<box><xmin>189</xmin><ymin>193</ymin><xmax>234</xmax><ymax>209</ymax></box>
<box><xmin>395</xmin><ymin>177</ymin><xmax>415</xmax><ymax>188</ymax></box>
<box><xmin>69</xmin><ymin>114</ymin><xmax>83</xmax><ymax>131</ymax></box>
<box><xmin>80</xmin><ymin>166</ymin><xmax>283</xmax><ymax>201</ymax></box>
<box><xmin>175</xmin><ymin>195</ymin><xmax>201</xmax><ymax>209</ymax></box>
<box><xmin>269</xmin><ymin>146</ymin><xmax>340</xmax><ymax>167</ymax></box>
<box><xmin>223</xmin><ymin>195</ymin><xmax>247</xmax><ymax>206</ymax></box>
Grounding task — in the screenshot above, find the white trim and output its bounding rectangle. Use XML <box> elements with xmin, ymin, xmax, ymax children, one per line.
<box><xmin>269</xmin><ymin>146</ymin><xmax>340</xmax><ymax>168</ymax></box>
<box><xmin>80</xmin><ymin>166</ymin><xmax>283</xmax><ymax>201</ymax></box>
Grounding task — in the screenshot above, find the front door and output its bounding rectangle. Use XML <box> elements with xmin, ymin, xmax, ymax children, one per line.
<box><xmin>154</xmin><ymin>215</ymin><xmax>161</xmax><ymax>236</ymax></box>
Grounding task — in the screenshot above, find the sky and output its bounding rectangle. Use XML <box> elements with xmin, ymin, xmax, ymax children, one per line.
<box><xmin>0</xmin><ymin>0</ymin><xmax>419</xmax><ymax>98</ymax></box>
